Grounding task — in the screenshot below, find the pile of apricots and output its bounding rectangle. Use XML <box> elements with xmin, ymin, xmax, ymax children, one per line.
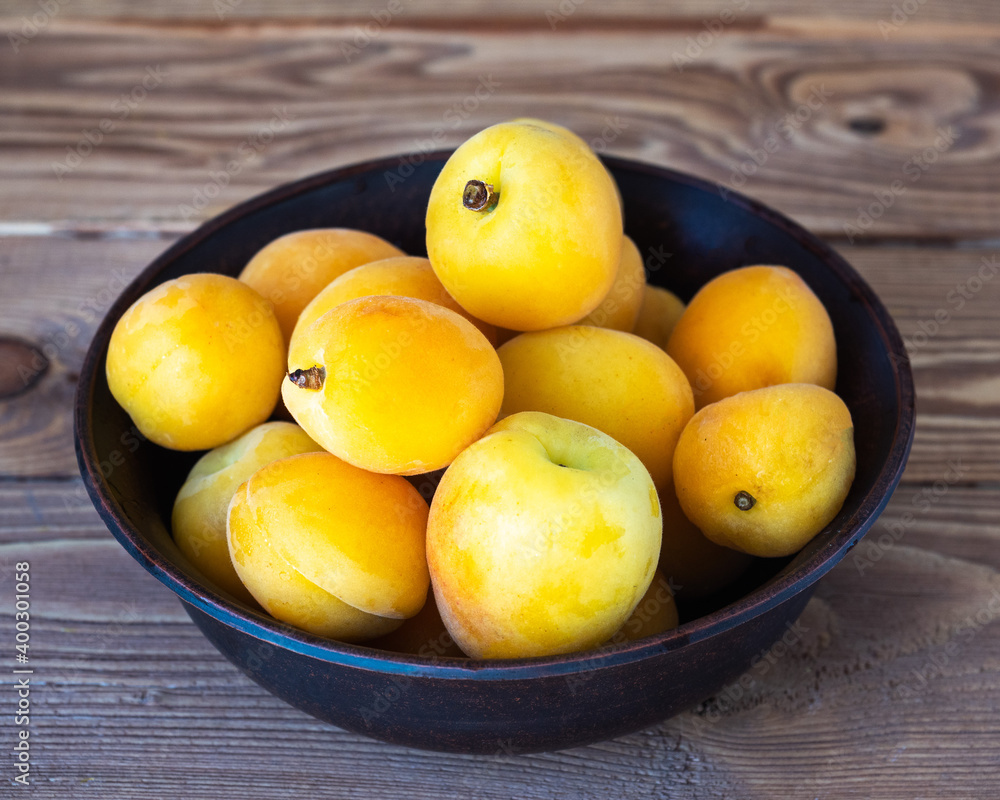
<box><xmin>106</xmin><ymin>119</ymin><xmax>855</xmax><ymax>660</ymax></box>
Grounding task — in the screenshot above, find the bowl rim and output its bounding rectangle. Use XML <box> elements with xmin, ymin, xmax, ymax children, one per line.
<box><xmin>74</xmin><ymin>150</ymin><xmax>916</xmax><ymax>680</ymax></box>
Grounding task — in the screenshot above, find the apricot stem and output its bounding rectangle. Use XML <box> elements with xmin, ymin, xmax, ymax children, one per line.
<box><xmin>463</xmin><ymin>180</ymin><xmax>498</xmax><ymax>212</ymax></box>
<box><xmin>288</xmin><ymin>366</ymin><xmax>325</xmax><ymax>391</ymax></box>
<box><xmin>734</xmin><ymin>491</ymin><xmax>756</xmax><ymax>511</ymax></box>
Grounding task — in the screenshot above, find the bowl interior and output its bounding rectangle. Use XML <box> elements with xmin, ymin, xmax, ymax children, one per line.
<box><xmin>76</xmin><ymin>152</ymin><xmax>914</xmax><ymax>674</ymax></box>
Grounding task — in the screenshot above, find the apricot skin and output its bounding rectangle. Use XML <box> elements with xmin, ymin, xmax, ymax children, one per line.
<box><xmin>609</xmin><ymin>570</ymin><xmax>679</xmax><ymax>643</ymax></box>
<box><xmin>292</xmin><ymin>256</ymin><xmax>496</xmax><ymax>348</ymax></box>
<box><xmin>227</xmin><ymin>451</ymin><xmax>430</xmax><ymax>624</ymax></box>
<box><xmin>497</xmin><ymin>325</ymin><xmax>694</xmax><ymax>491</ymax></box>
<box><xmin>425</xmin><ymin>121</ymin><xmax>622</xmax><ymax>331</ymax></box>
<box><xmin>673</xmin><ymin>384</ymin><xmax>856</xmax><ymax>558</ymax></box>
<box><xmin>657</xmin><ymin>486</ymin><xmax>752</xmax><ymax>599</ymax></box>
<box><xmin>106</xmin><ymin>273</ymin><xmax>285</xmax><ymax>451</ymax></box>
<box><xmin>367</xmin><ymin>592</ymin><xmax>465</xmax><ymax>659</ymax></box>
<box><xmin>283</xmin><ymin>296</ymin><xmax>504</xmax><ymax>475</ymax></box>
<box><xmin>579</xmin><ymin>236</ymin><xmax>646</xmax><ymax>332</ymax></box>
<box><xmin>633</xmin><ymin>285</ymin><xmax>686</xmax><ymax>352</ymax></box>
<box><xmin>239</xmin><ymin>228</ymin><xmax>404</xmax><ymax>343</ymax></box>
<box><xmin>666</xmin><ymin>265</ymin><xmax>837</xmax><ymax>409</ymax></box>
<box><xmin>427</xmin><ymin>411</ymin><xmax>661</xmax><ymax>659</ymax></box>
<box><xmin>228</xmin><ymin>477</ymin><xmax>404</xmax><ymax>641</ymax></box>
<box><xmin>172</xmin><ymin>421</ymin><xmax>322</xmax><ymax>607</ymax></box>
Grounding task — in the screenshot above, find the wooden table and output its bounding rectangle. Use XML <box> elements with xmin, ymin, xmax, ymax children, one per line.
<box><xmin>2</xmin><ymin>2</ymin><xmax>998</xmax><ymax>797</ymax></box>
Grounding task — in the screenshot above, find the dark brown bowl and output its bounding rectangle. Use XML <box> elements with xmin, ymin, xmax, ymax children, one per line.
<box><xmin>74</xmin><ymin>152</ymin><xmax>915</xmax><ymax>754</ymax></box>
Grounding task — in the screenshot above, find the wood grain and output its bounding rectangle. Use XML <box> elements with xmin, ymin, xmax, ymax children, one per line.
<box><xmin>3</xmin><ymin>0</ymin><xmax>1000</xmax><ymax>24</ymax></box>
<box><xmin>0</xmin><ymin>236</ymin><xmax>163</xmax><ymax>478</ymax></box>
<box><xmin>1</xmin><ymin>237</ymin><xmax>995</xmax><ymax>482</ymax></box>
<box><xmin>1</xmin><ymin>481</ymin><xmax>997</xmax><ymax>798</ymax></box>
<box><xmin>0</xmin><ymin>21</ymin><xmax>998</xmax><ymax>238</ymax></box>
<box><xmin>2</xmin><ymin>6</ymin><xmax>998</xmax><ymax>797</ymax></box>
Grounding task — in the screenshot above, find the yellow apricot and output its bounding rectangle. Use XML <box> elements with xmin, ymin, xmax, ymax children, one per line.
<box><xmin>227</xmin><ymin>452</ymin><xmax>430</xmax><ymax>621</ymax></box>
<box><xmin>228</xmin><ymin>478</ymin><xmax>403</xmax><ymax>641</ymax></box>
<box><xmin>427</xmin><ymin>411</ymin><xmax>661</xmax><ymax>659</ymax></box>
<box><xmin>283</xmin><ymin>296</ymin><xmax>504</xmax><ymax>475</ymax></box>
<box><xmin>510</xmin><ymin>117</ymin><xmax>625</xmax><ymax>218</ymax></box>
<box><xmin>578</xmin><ymin>236</ymin><xmax>646</xmax><ymax>332</ymax></box>
<box><xmin>673</xmin><ymin>384</ymin><xmax>856</xmax><ymax>558</ymax></box>
<box><xmin>634</xmin><ymin>285</ymin><xmax>686</xmax><ymax>351</ymax></box>
<box><xmin>106</xmin><ymin>273</ymin><xmax>284</xmax><ymax>451</ymax></box>
<box><xmin>368</xmin><ymin>592</ymin><xmax>465</xmax><ymax>659</ymax></box>
<box><xmin>497</xmin><ymin>325</ymin><xmax>694</xmax><ymax>491</ymax></box>
<box><xmin>609</xmin><ymin>570</ymin><xmax>678</xmax><ymax>643</ymax></box>
<box><xmin>239</xmin><ymin>228</ymin><xmax>404</xmax><ymax>342</ymax></box>
<box><xmin>666</xmin><ymin>265</ymin><xmax>837</xmax><ymax>409</ymax></box>
<box><xmin>657</xmin><ymin>486</ymin><xmax>752</xmax><ymax>599</ymax></box>
<box><xmin>426</xmin><ymin>120</ymin><xmax>622</xmax><ymax>331</ymax></box>
<box><xmin>292</xmin><ymin>256</ymin><xmax>496</xmax><ymax>348</ymax></box>
<box><xmin>172</xmin><ymin>421</ymin><xmax>322</xmax><ymax>606</ymax></box>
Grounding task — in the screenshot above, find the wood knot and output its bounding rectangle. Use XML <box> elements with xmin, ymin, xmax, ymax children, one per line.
<box><xmin>848</xmin><ymin>117</ymin><xmax>886</xmax><ymax>136</ymax></box>
<box><xmin>0</xmin><ymin>337</ymin><xmax>48</xmax><ymax>399</ymax></box>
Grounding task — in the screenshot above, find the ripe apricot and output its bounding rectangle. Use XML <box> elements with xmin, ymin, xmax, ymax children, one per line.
<box><xmin>293</xmin><ymin>256</ymin><xmax>496</xmax><ymax>347</ymax></box>
<box><xmin>666</xmin><ymin>265</ymin><xmax>837</xmax><ymax>409</ymax></box>
<box><xmin>368</xmin><ymin>592</ymin><xmax>465</xmax><ymax>659</ymax></box>
<box><xmin>228</xmin><ymin>497</ymin><xmax>403</xmax><ymax>641</ymax></box>
<box><xmin>611</xmin><ymin>570</ymin><xmax>679</xmax><ymax>643</ymax></box>
<box><xmin>227</xmin><ymin>451</ymin><xmax>430</xmax><ymax>629</ymax></box>
<box><xmin>578</xmin><ymin>236</ymin><xmax>646</xmax><ymax>332</ymax></box>
<box><xmin>239</xmin><ymin>228</ymin><xmax>404</xmax><ymax>343</ymax></box>
<box><xmin>634</xmin><ymin>285</ymin><xmax>686</xmax><ymax>351</ymax></box>
<box><xmin>673</xmin><ymin>384</ymin><xmax>856</xmax><ymax>558</ymax></box>
<box><xmin>283</xmin><ymin>296</ymin><xmax>504</xmax><ymax>475</ymax></box>
<box><xmin>106</xmin><ymin>273</ymin><xmax>284</xmax><ymax>451</ymax></box>
<box><xmin>172</xmin><ymin>421</ymin><xmax>322</xmax><ymax>606</ymax></box>
<box><xmin>427</xmin><ymin>411</ymin><xmax>661</xmax><ymax>659</ymax></box>
<box><xmin>657</xmin><ymin>487</ymin><xmax>752</xmax><ymax>599</ymax></box>
<box><xmin>510</xmin><ymin>117</ymin><xmax>625</xmax><ymax>218</ymax></box>
<box><xmin>498</xmin><ymin>325</ymin><xmax>694</xmax><ymax>491</ymax></box>
<box><xmin>425</xmin><ymin>120</ymin><xmax>622</xmax><ymax>331</ymax></box>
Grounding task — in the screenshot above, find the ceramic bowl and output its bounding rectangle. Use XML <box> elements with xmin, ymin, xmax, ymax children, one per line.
<box><xmin>75</xmin><ymin>152</ymin><xmax>915</xmax><ymax>754</ymax></box>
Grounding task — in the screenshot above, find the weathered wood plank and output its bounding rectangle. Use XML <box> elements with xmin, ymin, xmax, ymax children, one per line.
<box><xmin>0</xmin><ymin>22</ymin><xmax>998</xmax><ymax>238</ymax></box>
<box><xmin>1</xmin><ymin>483</ymin><xmax>997</xmax><ymax>798</ymax></box>
<box><xmin>0</xmin><ymin>236</ymin><xmax>163</xmax><ymax>478</ymax></box>
<box><xmin>2</xmin><ymin>1</ymin><xmax>1000</xmax><ymax>24</ymax></box>
<box><xmin>839</xmin><ymin>244</ymin><xmax>1000</xmax><ymax>483</ymax></box>
<box><xmin>1</xmin><ymin>237</ymin><xmax>996</xmax><ymax>481</ymax></box>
